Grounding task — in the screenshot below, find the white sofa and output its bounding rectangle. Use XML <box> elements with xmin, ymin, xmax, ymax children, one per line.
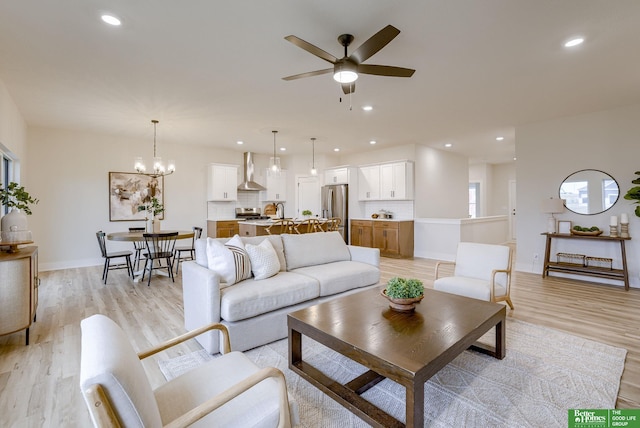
<box><xmin>183</xmin><ymin>231</ymin><xmax>381</xmax><ymax>354</ymax></box>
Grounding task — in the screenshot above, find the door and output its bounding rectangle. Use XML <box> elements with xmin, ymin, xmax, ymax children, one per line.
<box><xmin>296</xmin><ymin>176</ymin><xmax>321</xmax><ymax>219</ymax></box>
<box><xmin>508</xmin><ymin>179</ymin><xmax>517</xmax><ymax>241</ymax></box>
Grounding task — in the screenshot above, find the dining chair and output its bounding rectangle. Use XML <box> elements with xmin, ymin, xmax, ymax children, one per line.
<box><xmin>293</xmin><ymin>218</ymin><xmax>322</xmax><ymax>234</ymax></box>
<box><xmin>79</xmin><ymin>314</ymin><xmax>297</xmax><ymax>427</ymax></box>
<box><xmin>325</xmin><ymin>217</ymin><xmax>341</xmax><ymax>232</ymax></box>
<box><xmin>128</xmin><ymin>227</ymin><xmax>146</xmax><ymax>272</ymax></box>
<box><xmin>95</xmin><ymin>231</ymin><xmax>133</xmax><ymax>285</ymax></box>
<box><xmin>173</xmin><ymin>226</ymin><xmax>203</xmax><ymax>274</ymax></box>
<box><xmin>265</xmin><ymin>219</ymin><xmax>295</xmax><ymax>235</ymax></box>
<box><xmin>141</xmin><ymin>232</ymin><xmax>178</xmax><ymax>286</ymax></box>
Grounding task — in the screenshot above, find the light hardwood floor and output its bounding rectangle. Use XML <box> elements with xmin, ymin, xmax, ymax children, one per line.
<box><xmin>1</xmin><ymin>256</ymin><xmax>639</xmax><ymax>426</ymax></box>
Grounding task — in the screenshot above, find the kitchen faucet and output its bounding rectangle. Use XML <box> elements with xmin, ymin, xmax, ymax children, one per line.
<box><xmin>276</xmin><ymin>202</ymin><xmax>285</xmax><ymax>219</ymax></box>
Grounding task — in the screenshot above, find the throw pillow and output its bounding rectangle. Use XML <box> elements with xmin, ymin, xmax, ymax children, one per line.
<box><xmin>205</xmin><ymin>235</ymin><xmax>252</xmax><ymax>285</ymax></box>
<box><xmin>245</xmin><ymin>239</ymin><xmax>281</xmax><ymax>280</ymax></box>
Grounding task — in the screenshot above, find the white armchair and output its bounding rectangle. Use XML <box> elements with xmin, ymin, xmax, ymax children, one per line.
<box><xmin>433</xmin><ymin>242</ymin><xmax>514</xmax><ymax>309</ymax></box>
<box><xmin>79</xmin><ymin>314</ymin><xmax>298</xmax><ymax>427</ymax></box>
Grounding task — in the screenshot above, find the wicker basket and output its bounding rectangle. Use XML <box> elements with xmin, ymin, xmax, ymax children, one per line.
<box><xmin>585</xmin><ymin>256</ymin><xmax>613</xmax><ymax>270</ymax></box>
<box><xmin>556</xmin><ymin>252</ymin><xmax>586</xmax><ymax>266</ymax></box>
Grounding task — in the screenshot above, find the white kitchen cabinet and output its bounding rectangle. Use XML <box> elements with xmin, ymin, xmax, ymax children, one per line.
<box><xmin>380</xmin><ymin>162</ymin><xmax>414</xmax><ymax>199</ymax></box>
<box><xmin>358</xmin><ymin>165</ymin><xmax>380</xmax><ymax>200</ymax></box>
<box><xmin>207</xmin><ymin>164</ymin><xmax>238</xmax><ymax>201</ymax></box>
<box><xmin>357</xmin><ymin>161</ymin><xmax>414</xmax><ymax>200</ymax></box>
<box><xmin>324</xmin><ymin>167</ymin><xmax>349</xmax><ymax>184</ymax></box>
<box><xmin>261</xmin><ymin>170</ymin><xmax>287</xmax><ymax>201</ymax></box>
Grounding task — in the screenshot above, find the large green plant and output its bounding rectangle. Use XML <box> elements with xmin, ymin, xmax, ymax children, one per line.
<box><xmin>623</xmin><ymin>171</ymin><xmax>640</xmax><ymax>218</ymax></box>
<box><xmin>0</xmin><ymin>182</ymin><xmax>39</xmax><ymax>215</ymax></box>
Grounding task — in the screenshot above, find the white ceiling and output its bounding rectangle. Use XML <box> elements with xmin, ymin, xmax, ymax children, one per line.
<box><xmin>1</xmin><ymin>1</ymin><xmax>639</xmax><ymax>164</ymax></box>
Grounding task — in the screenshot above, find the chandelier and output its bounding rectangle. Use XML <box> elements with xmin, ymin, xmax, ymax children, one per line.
<box><xmin>134</xmin><ymin>120</ymin><xmax>175</xmax><ymax>178</ymax></box>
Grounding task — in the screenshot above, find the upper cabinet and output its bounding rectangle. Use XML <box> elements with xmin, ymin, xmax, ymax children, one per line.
<box><xmin>207</xmin><ymin>164</ymin><xmax>238</xmax><ymax>201</ymax></box>
<box><xmin>324</xmin><ymin>167</ymin><xmax>349</xmax><ymax>185</ymax></box>
<box><xmin>261</xmin><ymin>170</ymin><xmax>287</xmax><ymax>202</ymax></box>
<box><xmin>357</xmin><ymin>161</ymin><xmax>414</xmax><ymax>201</ymax></box>
<box><xmin>380</xmin><ymin>162</ymin><xmax>414</xmax><ymax>200</ymax></box>
<box><xmin>358</xmin><ymin>165</ymin><xmax>380</xmax><ymax>200</ymax></box>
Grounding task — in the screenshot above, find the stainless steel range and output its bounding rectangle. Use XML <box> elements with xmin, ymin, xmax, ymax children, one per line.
<box><xmin>235</xmin><ymin>207</ymin><xmax>271</xmax><ymax>220</ymax></box>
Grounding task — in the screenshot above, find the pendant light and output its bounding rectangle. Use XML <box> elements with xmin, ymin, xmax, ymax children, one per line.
<box><xmin>134</xmin><ymin>120</ymin><xmax>175</xmax><ymax>178</ymax></box>
<box><xmin>310</xmin><ymin>137</ymin><xmax>317</xmax><ymax>176</ymax></box>
<box><xmin>269</xmin><ymin>130</ymin><xmax>281</xmax><ymax>176</ymax></box>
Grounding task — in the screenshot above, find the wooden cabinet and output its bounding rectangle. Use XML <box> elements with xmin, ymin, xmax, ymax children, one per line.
<box><xmin>357</xmin><ymin>161</ymin><xmax>414</xmax><ymax>201</ymax></box>
<box><xmin>261</xmin><ymin>170</ymin><xmax>287</xmax><ymax>201</ymax></box>
<box><xmin>350</xmin><ymin>220</ymin><xmax>373</xmax><ymax>247</ymax></box>
<box><xmin>207</xmin><ymin>220</ymin><xmax>240</xmax><ymax>238</ymax></box>
<box><xmin>207</xmin><ymin>164</ymin><xmax>238</xmax><ymax>201</ymax></box>
<box><xmin>0</xmin><ymin>246</ymin><xmax>38</xmax><ymax>345</ymax></box>
<box><xmin>358</xmin><ymin>165</ymin><xmax>380</xmax><ymax>200</ymax></box>
<box><xmin>380</xmin><ymin>162</ymin><xmax>414</xmax><ymax>199</ymax></box>
<box><xmin>373</xmin><ymin>220</ymin><xmax>414</xmax><ymax>258</ymax></box>
<box><xmin>324</xmin><ymin>167</ymin><xmax>349</xmax><ymax>184</ymax></box>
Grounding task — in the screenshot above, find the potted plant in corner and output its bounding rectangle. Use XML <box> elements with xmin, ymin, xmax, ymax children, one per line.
<box><xmin>138</xmin><ymin>197</ymin><xmax>164</xmax><ymax>232</ymax></box>
<box><xmin>0</xmin><ymin>182</ymin><xmax>39</xmax><ymax>241</ymax></box>
<box><xmin>623</xmin><ymin>171</ymin><xmax>640</xmax><ymax>218</ymax></box>
<box><xmin>382</xmin><ymin>277</ymin><xmax>424</xmax><ymax>312</ymax></box>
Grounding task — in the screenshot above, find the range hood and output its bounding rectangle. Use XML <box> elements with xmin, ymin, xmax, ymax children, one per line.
<box><xmin>237</xmin><ymin>152</ymin><xmax>266</xmax><ymax>191</ymax></box>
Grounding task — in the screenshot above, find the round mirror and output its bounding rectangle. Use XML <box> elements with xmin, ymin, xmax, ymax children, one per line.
<box><xmin>559</xmin><ymin>169</ymin><xmax>619</xmax><ymax>215</ymax></box>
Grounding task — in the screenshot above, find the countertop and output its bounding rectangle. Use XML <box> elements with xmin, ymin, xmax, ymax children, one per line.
<box><xmin>239</xmin><ymin>218</ymin><xmax>328</xmax><ymax>226</ymax></box>
<box><xmin>351</xmin><ymin>218</ymin><xmax>414</xmax><ymax>222</ymax></box>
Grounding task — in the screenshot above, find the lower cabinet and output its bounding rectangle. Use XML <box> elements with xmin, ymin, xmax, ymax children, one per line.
<box><xmin>350</xmin><ymin>220</ymin><xmax>373</xmax><ymax>247</ymax></box>
<box><xmin>207</xmin><ymin>220</ymin><xmax>240</xmax><ymax>238</ymax></box>
<box><xmin>0</xmin><ymin>246</ymin><xmax>38</xmax><ymax>345</ymax></box>
<box><xmin>350</xmin><ymin>220</ymin><xmax>414</xmax><ymax>258</ymax></box>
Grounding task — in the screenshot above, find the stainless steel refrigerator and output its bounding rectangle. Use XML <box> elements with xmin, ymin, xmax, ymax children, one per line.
<box><xmin>321</xmin><ymin>184</ymin><xmax>348</xmax><ymax>242</ymax></box>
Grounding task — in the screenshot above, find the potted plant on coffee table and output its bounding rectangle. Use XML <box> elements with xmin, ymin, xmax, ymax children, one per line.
<box><xmin>382</xmin><ymin>277</ymin><xmax>424</xmax><ymax>312</ymax></box>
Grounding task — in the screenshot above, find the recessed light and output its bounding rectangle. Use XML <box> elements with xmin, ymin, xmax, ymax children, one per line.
<box><xmin>370</xmin><ymin>140</ymin><xmax>377</xmax><ymax>145</ymax></box>
<box><xmin>334</xmin><ymin>148</ymin><xmax>340</xmax><ymax>152</ymax></box>
<box><xmin>236</xmin><ymin>141</ymin><xmax>244</xmax><ymax>145</ymax></box>
<box><xmin>101</xmin><ymin>14</ymin><xmax>121</xmax><ymax>26</ymax></box>
<box><xmin>564</xmin><ymin>37</ymin><xmax>584</xmax><ymax>48</ymax></box>
<box><xmin>279</xmin><ymin>147</ymin><xmax>286</xmax><ymax>151</ymax></box>
<box><xmin>496</xmin><ymin>136</ymin><xmax>504</xmax><ymax>141</ymax></box>
<box><xmin>362</xmin><ymin>106</ymin><xmax>373</xmax><ymax>111</ymax></box>
<box><xmin>513</xmin><ymin>157</ymin><xmax>517</xmax><ymax>161</ymax></box>
<box><xmin>444</xmin><ymin>143</ymin><xmax>453</xmax><ymax>148</ymax></box>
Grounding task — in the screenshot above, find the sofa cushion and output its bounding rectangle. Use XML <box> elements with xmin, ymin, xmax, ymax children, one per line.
<box><xmin>206</xmin><ymin>235</ymin><xmax>251</xmax><ymax>285</ymax></box>
<box><xmin>291</xmin><ymin>260</ymin><xmax>380</xmax><ymax>297</ymax></box>
<box><xmin>220</xmin><ymin>272</ymin><xmax>319</xmax><ymax>322</ymax></box>
<box><xmin>282</xmin><ymin>231</ymin><xmax>351</xmax><ymax>271</ymax></box>
<box><xmin>245</xmin><ymin>239</ymin><xmax>280</xmax><ymax>280</ymax></box>
<box><xmin>240</xmin><ymin>235</ymin><xmax>286</xmax><ymax>272</ymax></box>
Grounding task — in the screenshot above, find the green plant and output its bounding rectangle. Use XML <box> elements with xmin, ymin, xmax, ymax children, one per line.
<box><xmin>623</xmin><ymin>171</ymin><xmax>640</xmax><ymax>217</ymax></box>
<box><xmin>573</xmin><ymin>225</ymin><xmax>600</xmax><ymax>232</ymax></box>
<box><xmin>138</xmin><ymin>197</ymin><xmax>164</xmax><ymax>217</ymax></box>
<box><xmin>385</xmin><ymin>277</ymin><xmax>424</xmax><ymax>299</ymax></box>
<box><xmin>302</xmin><ymin>209</ymin><xmax>312</xmax><ymax>216</ymax></box>
<box><xmin>0</xmin><ymin>182</ymin><xmax>39</xmax><ymax>215</ymax></box>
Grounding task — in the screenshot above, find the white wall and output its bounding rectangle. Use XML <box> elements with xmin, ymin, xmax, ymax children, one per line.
<box><xmin>0</xmin><ymin>79</ymin><xmax>27</xmax><ymax>178</ymax></box>
<box><xmin>26</xmin><ymin>126</ymin><xmax>253</xmax><ymax>270</ymax></box>
<box><xmin>469</xmin><ymin>162</ymin><xmax>516</xmax><ymax>217</ymax></box>
<box><xmin>516</xmin><ymin>103</ymin><xmax>640</xmax><ymax>288</ymax></box>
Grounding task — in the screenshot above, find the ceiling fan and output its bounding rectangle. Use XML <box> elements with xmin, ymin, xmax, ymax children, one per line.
<box><xmin>282</xmin><ymin>24</ymin><xmax>415</xmax><ymax>94</ymax></box>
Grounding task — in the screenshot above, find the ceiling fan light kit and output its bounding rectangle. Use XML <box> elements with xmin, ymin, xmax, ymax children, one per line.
<box><xmin>283</xmin><ymin>25</ymin><xmax>415</xmax><ymax>95</ymax></box>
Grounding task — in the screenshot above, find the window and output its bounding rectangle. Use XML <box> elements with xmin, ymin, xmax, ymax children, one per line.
<box><xmin>469</xmin><ymin>182</ymin><xmax>480</xmax><ymax>218</ymax></box>
<box><xmin>1</xmin><ymin>150</ymin><xmax>16</xmax><ymax>215</ymax></box>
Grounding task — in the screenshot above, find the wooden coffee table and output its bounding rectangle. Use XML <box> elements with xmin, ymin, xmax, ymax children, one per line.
<box><xmin>288</xmin><ymin>286</ymin><xmax>506</xmax><ymax>427</ymax></box>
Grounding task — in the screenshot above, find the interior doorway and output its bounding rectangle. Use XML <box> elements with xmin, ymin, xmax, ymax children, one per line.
<box><xmin>508</xmin><ymin>179</ymin><xmax>517</xmax><ymax>241</ymax></box>
<box><xmin>296</xmin><ymin>175</ymin><xmax>321</xmax><ymax>218</ymax></box>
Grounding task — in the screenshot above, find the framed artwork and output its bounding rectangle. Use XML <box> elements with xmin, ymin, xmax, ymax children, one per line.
<box><xmin>109</xmin><ymin>172</ymin><xmax>164</xmax><ymax>221</ymax></box>
<box><xmin>557</xmin><ymin>220</ymin><xmax>572</xmax><ymax>235</ymax></box>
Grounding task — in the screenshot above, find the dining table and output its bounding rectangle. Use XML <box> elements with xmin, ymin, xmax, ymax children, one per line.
<box><xmin>106</xmin><ymin>230</ymin><xmax>195</xmax><ymax>282</ymax></box>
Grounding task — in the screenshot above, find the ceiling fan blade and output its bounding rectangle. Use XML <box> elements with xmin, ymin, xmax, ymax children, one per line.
<box><xmin>282</xmin><ymin>68</ymin><xmax>333</xmax><ymax>81</ymax></box>
<box><xmin>358</xmin><ymin>64</ymin><xmax>415</xmax><ymax>78</ymax></box>
<box><xmin>349</xmin><ymin>25</ymin><xmax>400</xmax><ymax>64</ymax></box>
<box><xmin>284</xmin><ymin>35</ymin><xmax>338</xmax><ymax>64</ymax></box>
<box><xmin>342</xmin><ymin>82</ymin><xmax>355</xmax><ymax>94</ymax></box>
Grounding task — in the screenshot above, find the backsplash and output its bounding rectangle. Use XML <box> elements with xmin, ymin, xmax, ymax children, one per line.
<box><xmin>208</xmin><ymin>191</ymin><xmax>261</xmax><ymax>219</ymax></box>
<box><xmin>361</xmin><ymin>200</ymin><xmax>414</xmax><ymax>220</ymax></box>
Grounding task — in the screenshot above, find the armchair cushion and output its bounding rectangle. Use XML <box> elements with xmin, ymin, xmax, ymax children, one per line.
<box><xmin>453</xmin><ymin>242</ymin><xmax>510</xmax><ymax>287</ymax></box>
<box><xmin>80</xmin><ymin>315</ymin><xmax>162</xmax><ymax>427</ymax></box>
<box><xmin>433</xmin><ymin>276</ymin><xmax>508</xmax><ymax>300</ymax></box>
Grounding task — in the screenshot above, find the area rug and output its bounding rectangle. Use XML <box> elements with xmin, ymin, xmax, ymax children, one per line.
<box><xmin>159</xmin><ymin>319</ymin><xmax>626</xmax><ymax>427</ymax></box>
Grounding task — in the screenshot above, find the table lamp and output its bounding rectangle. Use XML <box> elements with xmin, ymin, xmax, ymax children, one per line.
<box><xmin>541</xmin><ymin>198</ymin><xmax>564</xmax><ymax>233</ymax></box>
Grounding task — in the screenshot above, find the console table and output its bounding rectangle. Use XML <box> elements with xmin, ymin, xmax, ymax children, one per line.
<box><xmin>0</xmin><ymin>246</ymin><xmax>38</xmax><ymax>344</ymax></box>
<box><xmin>542</xmin><ymin>233</ymin><xmax>630</xmax><ymax>290</ymax></box>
